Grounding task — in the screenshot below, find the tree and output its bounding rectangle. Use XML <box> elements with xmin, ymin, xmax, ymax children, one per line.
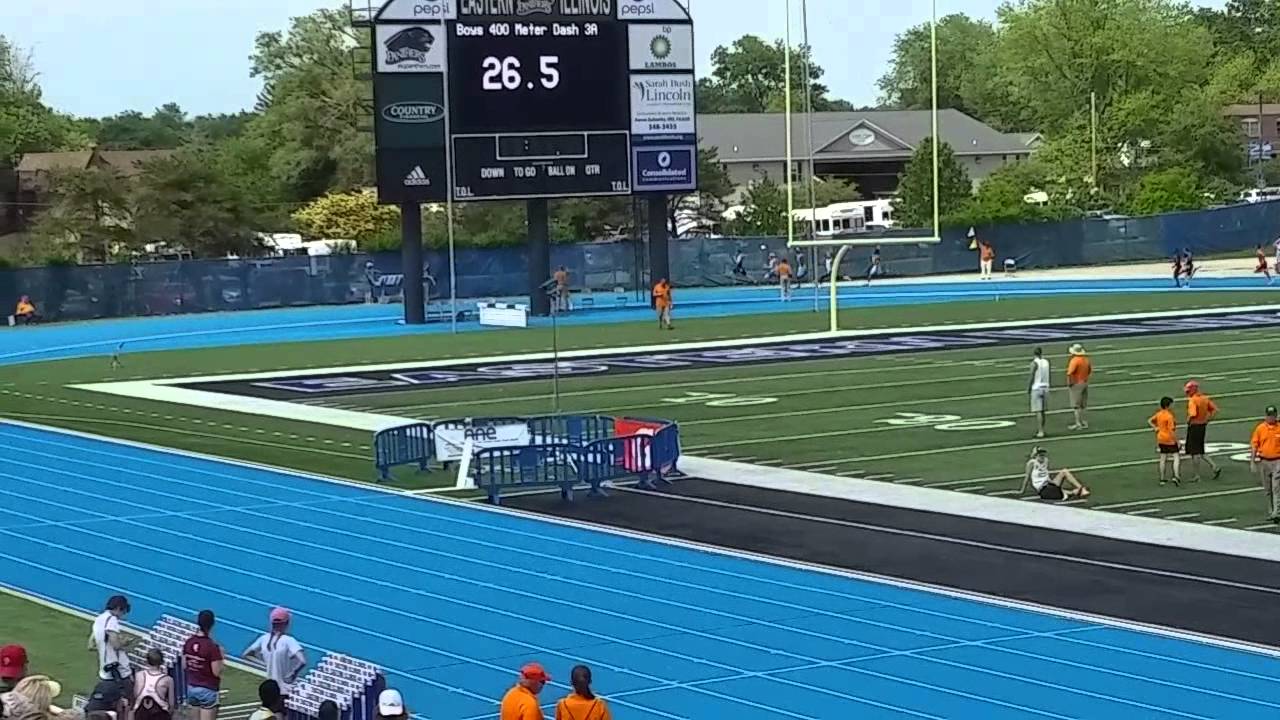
<box><xmin>877</xmin><ymin>15</ymin><xmax>1001</xmax><ymax>120</ymax></box>
<box><xmin>1123</xmin><ymin>166</ymin><xmax>1208</xmax><ymax>216</ymax></box>
<box><xmin>132</xmin><ymin>151</ymin><xmax>263</xmax><ymax>258</ymax></box>
<box><xmin>948</xmin><ymin>161</ymin><xmax>1081</xmax><ymax>227</ymax></box>
<box><xmin>248</xmin><ymin>8</ymin><xmax>371</xmax><ymax>199</ymax></box>
<box><xmin>803</xmin><ymin>177</ymin><xmax>861</xmax><ymax>207</ymax></box>
<box><xmin>696</xmin><ymin>35</ymin><xmax>852</xmax><ymax>113</ymax></box>
<box><xmin>0</xmin><ymin>35</ymin><xmax>89</xmax><ymax>164</ymax></box>
<box><xmin>666</xmin><ymin>146</ymin><xmax>735</xmax><ymax>235</ymax></box>
<box><xmin>892</xmin><ymin>138</ymin><xmax>972</xmax><ymax>229</ymax></box>
<box><xmin>293</xmin><ymin>190</ymin><xmax>400</xmax><ymax>245</ymax></box>
<box><xmin>723</xmin><ymin>172</ymin><xmax>791</xmax><ymax>236</ymax></box>
<box><xmin>90</xmin><ymin>103</ymin><xmax>191</xmax><ymax>149</ymax></box>
<box><xmin>29</xmin><ymin>167</ymin><xmax>135</xmax><ymax>263</ymax></box>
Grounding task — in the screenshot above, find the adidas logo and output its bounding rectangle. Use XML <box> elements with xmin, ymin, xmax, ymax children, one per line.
<box><xmin>403</xmin><ymin>166</ymin><xmax>431</xmax><ymax>186</ymax></box>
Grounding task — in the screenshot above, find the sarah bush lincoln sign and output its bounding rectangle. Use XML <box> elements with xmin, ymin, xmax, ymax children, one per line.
<box><xmin>630</xmin><ymin>74</ymin><xmax>694</xmax><ymax>135</ymax></box>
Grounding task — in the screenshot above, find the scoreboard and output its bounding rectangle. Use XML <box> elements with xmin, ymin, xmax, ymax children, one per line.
<box><xmin>370</xmin><ymin>0</ymin><xmax>696</xmax><ymax>203</ymax></box>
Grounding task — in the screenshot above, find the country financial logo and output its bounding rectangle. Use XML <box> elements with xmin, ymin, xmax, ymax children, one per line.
<box><xmin>384</xmin><ymin>27</ymin><xmax>436</xmax><ymax>66</ymax></box>
<box><xmin>381</xmin><ymin>101</ymin><xmax>445</xmax><ymax>124</ymax></box>
<box><xmin>404</xmin><ymin>166</ymin><xmax>432</xmax><ymax>186</ymax></box>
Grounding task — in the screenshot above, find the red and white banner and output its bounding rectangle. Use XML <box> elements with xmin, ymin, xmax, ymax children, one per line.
<box><xmin>615</xmin><ymin>418</ymin><xmax>664</xmax><ymax>472</ymax></box>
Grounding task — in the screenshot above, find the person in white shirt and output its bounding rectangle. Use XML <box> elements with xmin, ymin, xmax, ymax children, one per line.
<box><xmin>1028</xmin><ymin>347</ymin><xmax>1051</xmax><ymax>439</ymax></box>
<box><xmin>242</xmin><ymin>608</ymin><xmax>306</xmax><ymax>698</ymax></box>
<box><xmin>89</xmin><ymin>595</ymin><xmax>136</xmax><ymax>700</ymax></box>
<box><xmin>1021</xmin><ymin>447</ymin><xmax>1090</xmax><ymax>501</ymax></box>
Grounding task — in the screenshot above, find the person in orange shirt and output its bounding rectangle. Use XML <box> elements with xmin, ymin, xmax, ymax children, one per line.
<box><xmin>555</xmin><ymin>665</ymin><xmax>611</xmax><ymax>720</ymax></box>
<box><xmin>1148</xmin><ymin>396</ymin><xmax>1181</xmax><ymax>486</ymax></box>
<box><xmin>500</xmin><ymin>663</ymin><xmax>551</xmax><ymax>720</ymax></box>
<box><xmin>14</xmin><ymin>295</ymin><xmax>37</xmax><ymax>325</ymax></box>
<box><xmin>777</xmin><ymin>258</ymin><xmax>793</xmax><ymax>301</ymax></box>
<box><xmin>1250</xmin><ymin>405</ymin><xmax>1280</xmax><ymax>523</ymax></box>
<box><xmin>1065</xmin><ymin>344</ymin><xmax>1093</xmax><ymax>430</ymax></box>
<box><xmin>651</xmin><ymin>278</ymin><xmax>673</xmax><ymax>330</ymax></box>
<box><xmin>1183</xmin><ymin>380</ymin><xmax>1222</xmax><ymax>482</ymax></box>
<box><xmin>979</xmin><ymin>241</ymin><xmax>995</xmax><ymax>280</ymax></box>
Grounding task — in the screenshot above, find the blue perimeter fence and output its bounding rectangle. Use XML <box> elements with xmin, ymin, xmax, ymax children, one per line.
<box><xmin>6</xmin><ymin>201</ymin><xmax>1280</xmax><ymax>323</ymax></box>
<box><xmin>374</xmin><ymin>415</ymin><xmax>681</xmax><ymax>504</ymax></box>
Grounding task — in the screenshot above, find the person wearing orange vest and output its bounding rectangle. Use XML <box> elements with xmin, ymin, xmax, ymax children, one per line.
<box><xmin>651</xmin><ymin>279</ymin><xmax>673</xmax><ymax>330</ymax></box>
<box><xmin>1183</xmin><ymin>380</ymin><xmax>1222</xmax><ymax>482</ymax></box>
<box><xmin>500</xmin><ymin>663</ymin><xmax>551</xmax><ymax>720</ymax></box>
<box><xmin>777</xmin><ymin>258</ymin><xmax>793</xmax><ymax>301</ymax></box>
<box><xmin>1251</xmin><ymin>405</ymin><xmax>1280</xmax><ymax>523</ymax></box>
<box><xmin>555</xmin><ymin>666</ymin><xmax>611</xmax><ymax>720</ymax></box>
<box><xmin>1065</xmin><ymin>344</ymin><xmax>1093</xmax><ymax>430</ymax></box>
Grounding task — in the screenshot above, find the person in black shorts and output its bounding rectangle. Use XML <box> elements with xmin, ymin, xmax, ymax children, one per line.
<box><xmin>1184</xmin><ymin>380</ymin><xmax>1222</xmax><ymax>482</ymax></box>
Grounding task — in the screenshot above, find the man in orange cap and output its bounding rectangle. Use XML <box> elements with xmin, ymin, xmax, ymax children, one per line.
<box><xmin>1183</xmin><ymin>380</ymin><xmax>1222</xmax><ymax>482</ymax></box>
<box><xmin>500</xmin><ymin>662</ymin><xmax>551</xmax><ymax>720</ymax></box>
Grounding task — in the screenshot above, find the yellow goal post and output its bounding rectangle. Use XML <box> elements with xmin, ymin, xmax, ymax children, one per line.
<box><xmin>788</xmin><ymin>235</ymin><xmax>940</xmax><ymax>333</ymax></box>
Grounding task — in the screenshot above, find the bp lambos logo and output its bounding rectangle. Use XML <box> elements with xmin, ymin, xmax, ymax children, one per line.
<box><xmin>376</xmin><ymin>25</ymin><xmax>445</xmax><ymax>72</ymax></box>
<box><xmin>628</xmin><ymin>24</ymin><xmax>693</xmax><ymax>71</ymax></box>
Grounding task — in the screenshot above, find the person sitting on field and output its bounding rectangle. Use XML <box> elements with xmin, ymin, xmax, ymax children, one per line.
<box><xmin>1021</xmin><ymin>446</ymin><xmax>1090</xmax><ymax>501</ymax></box>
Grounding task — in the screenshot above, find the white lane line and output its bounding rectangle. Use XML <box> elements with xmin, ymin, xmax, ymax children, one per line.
<box><xmin>1126</xmin><ymin>508</ymin><xmax>1162</xmax><ymax>516</ymax></box>
<box><xmin>1165</xmin><ymin>513</ymin><xmax>1202</xmax><ymax>521</ymax></box>
<box><xmin>1202</xmin><ymin>518</ymin><xmax>1238</xmax><ymax>526</ymax></box>
<box><xmin>953</xmin><ymin>486</ymin><xmax>986</xmax><ymax>493</ymax></box>
<box><xmin>1095</xmin><ymin>488</ymin><xmax>1260</xmax><ymax>510</ymax></box>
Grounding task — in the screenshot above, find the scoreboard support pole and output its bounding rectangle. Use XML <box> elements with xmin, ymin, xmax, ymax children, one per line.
<box><xmin>527</xmin><ymin>199</ymin><xmax>552</xmax><ymax>317</ymax></box>
<box><xmin>647</xmin><ymin>195</ymin><xmax>670</xmax><ymax>285</ymax></box>
<box><xmin>400</xmin><ymin>202</ymin><xmax>426</xmax><ymax>325</ymax></box>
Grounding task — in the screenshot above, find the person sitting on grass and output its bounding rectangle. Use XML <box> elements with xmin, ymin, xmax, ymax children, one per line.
<box><xmin>1020</xmin><ymin>446</ymin><xmax>1090</xmax><ymax>501</ymax></box>
<box><xmin>0</xmin><ymin>645</ymin><xmax>28</xmax><ymax>692</ymax></box>
<box><xmin>132</xmin><ymin>649</ymin><xmax>175</xmax><ymax>720</ymax></box>
<box><xmin>2</xmin><ymin>676</ymin><xmax>62</xmax><ymax>720</ymax></box>
<box><xmin>246</xmin><ymin>680</ymin><xmax>284</xmax><ymax>720</ymax></box>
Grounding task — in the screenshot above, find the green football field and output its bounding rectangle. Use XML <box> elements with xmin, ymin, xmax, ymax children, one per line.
<box><xmin>1</xmin><ymin>290</ymin><xmax>1278</xmax><ymax>529</ymax></box>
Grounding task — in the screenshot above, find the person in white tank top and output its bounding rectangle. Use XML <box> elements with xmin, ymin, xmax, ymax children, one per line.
<box><xmin>133</xmin><ymin>648</ymin><xmax>174</xmax><ymax>720</ymax></box>
<box><xmin>1020</xmin><ymin>447</ymin><xmax>1090</xmax><ymax>501</ymax></box>
<box><xmin>1028</xmin><ymin>347</ymin><xmax>1052</xmax><ymax>438</ymax></box>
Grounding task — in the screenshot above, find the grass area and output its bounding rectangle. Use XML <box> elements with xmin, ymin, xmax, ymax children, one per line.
<box><xmin>323</xmin><ymin>323</ymin><xmax>1280</xmax><ymax>529</ymax></box>
<box><xmin>0</xmin><ymin>589</ymin><xmax>259</xmax><ymax>706</ymax></box>
<box><xmin>0</xmin><ymin>290</ymin><xmax>1277</xmax><ymax>493</ymax></box>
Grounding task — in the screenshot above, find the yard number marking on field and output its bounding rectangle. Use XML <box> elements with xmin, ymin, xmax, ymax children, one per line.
<box><xmin>875</xmin><ymin>411</ymin><xmax>1016</xmax><ymax>432</ymax></box>
<box><xmin>662</xmin><ymin>391</ymin><xmax>779</xmax><ymax>408</ymax></box>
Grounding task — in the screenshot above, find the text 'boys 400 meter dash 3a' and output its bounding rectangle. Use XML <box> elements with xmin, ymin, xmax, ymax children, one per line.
<box><xmin>368</xmin><ymin>0</ymin><xmax>697</xmax><ymax>203</ymax></box>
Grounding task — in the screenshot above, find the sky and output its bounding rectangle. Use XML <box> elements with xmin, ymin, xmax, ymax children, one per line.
<box><xmin>0</xmin><ymin>0</ymin><xmax>1227</xmax><ymax>119</ymax></box>
<box><xmin>1</xmin><ymin>0</ymin><xmax>994</xmax><ymax>118</ymax></box>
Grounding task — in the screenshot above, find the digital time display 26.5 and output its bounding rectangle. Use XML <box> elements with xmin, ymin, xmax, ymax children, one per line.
<box><xmin>447</xmin><ymin>20</ymin><xmax>628</xmax><ymax>134</ymax></box>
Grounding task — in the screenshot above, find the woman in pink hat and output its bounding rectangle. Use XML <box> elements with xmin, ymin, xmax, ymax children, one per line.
<box><xmin>242</xmin><ymin>608</ymin><xmax>307</xmax><ymax>698</ymax></box>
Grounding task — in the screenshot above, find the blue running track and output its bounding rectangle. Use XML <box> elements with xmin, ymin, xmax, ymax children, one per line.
<box><xmin>3</xmin><ymin>276</ymin><xmax>1275</xmax><ymax>365</ymax></box>
<box><xmin>1</xmin><ymin>422</ymin><xmax>1278</xmax><ymax>719</ymax></box>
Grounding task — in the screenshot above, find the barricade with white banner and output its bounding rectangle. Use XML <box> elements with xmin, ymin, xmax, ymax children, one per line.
<box><xmin>477</xmin><ymin>301</ymin><xmax>529</xmax><ymax>328</ymax></box>
<box><xmin>371</xmin><ymin>414</ymin><xmax>680</xmax><ymax>498</ymax></box>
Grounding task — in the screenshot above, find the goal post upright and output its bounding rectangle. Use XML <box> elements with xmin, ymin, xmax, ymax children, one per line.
<box><xmin>786</xmin><ymin>0</ymin><xmax>941</xmax><ymax>334</ymax></box>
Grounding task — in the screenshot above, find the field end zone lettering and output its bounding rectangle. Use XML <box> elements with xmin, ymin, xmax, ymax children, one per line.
<box><xmin>608</xmin><ymin>356</ymin><xmax>696</xmax><ymax>369</ymax></box>
<box><xmin>255</xmin><ymin>377</ymin><xmax>409</xmax><ymax>393</ymax></box>
<box><xmin>969</xmin><ymin>328</ymin><xmax>1073</xmax><ymax>340</ymax></box>
<box><xmin>682</xmin><ymin>348</ymin><xmax>814</xmax><ymax>363</ymax></box>
<box><xmin>890</xmin><ymin>335</ymin><xmax>996</xmax><ymax>349</ymax></box>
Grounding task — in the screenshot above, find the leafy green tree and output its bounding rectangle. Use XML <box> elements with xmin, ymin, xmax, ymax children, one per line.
<box><xmin>132</xmin><ymin>151</ymin><xmax>262</xmax><ymax>258</ymax></box>
<box><xmin>666</xmin><ymin>146</ymin><xmax>735</xmax><ymax>235</ymax></box>
<box><xmin>892</xmin><ymin>138</ymin><xmax>972</xmax><ymax>229</ymax></box>
<box><xmin>877</xmin><ymin>15</ymin><xmax>1001</xmax><ymax>120</ymax></box>
<box><xmin>1123</xmin><ymin>166</ymin><xmax>1208</xmax><ymax>216</ymax></box>
<box><xmin>248</xmin><ymin>7</ymin><xmax>371</xmax><ymax>198</ymax></box>
<box><xmin>0</xmin><ymin>35</ymin><xmax>90</xmax><ymax>164</ymax></box>
<box><xmin>29</xmin><ymin>167</ymin><xmax>135</xmax><ymax>263</ymax></box>
<box><xmin>89</xmin><ymin>103</ymin><xmax>190</xmax><ymax>149</ymax></box>
<box><xmin>803</xmin><ymin>177</ymin><xmax>861</xmax><ymax>207</ymax></box>
<box><xmin>722</xmin><ymin>172</ymin><xmax>791</xmax><ymax>236</ymax></box>
<box><xmin>292</xmin><ymin>190</ymin><xmax>400</xmax><ymax>244</ymax></box>
<box><xmin>696</xmin><ymin>35</ymin><xmax>852</xmax><ymax>113</ymax></box>
<box><xmin>947</xmin><ymin>161</ymin><xmax>1081</xmax><ymax>227</ymax></box>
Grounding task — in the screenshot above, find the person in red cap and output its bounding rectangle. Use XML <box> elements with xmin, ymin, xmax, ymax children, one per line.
<box><xmin>500</xmin><ymin>663</ymin><xmax>551</xmax><ymax>720</ymax></box>
<box><xmin>1184</xmin><ymin>380</ymin><xmax>1222</xmax><ymax>483</ymax></box>
<box><xmin>242</xmin><ymin>608</ymin><xmax>306</xmax><ymax>699</ymax></box>
<box><xmin>0</xmin><ymin>645</ymin><xmax>27</xmax><ymax>692</ymax></box>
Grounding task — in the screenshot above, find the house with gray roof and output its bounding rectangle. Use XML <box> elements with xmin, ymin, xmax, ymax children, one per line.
<box><xmin>696</xmin><ymin>110</ymin><xmax>1037</xmax><ymax>200</ymax></box>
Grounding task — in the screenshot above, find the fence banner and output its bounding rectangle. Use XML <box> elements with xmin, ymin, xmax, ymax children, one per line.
<box><xmin>615</xmin><ymin>417</ymin><xmax>665</xmax><ymax>471</ymax></box>
<box><xmin>433</xmin><ymin>421</ymin><xmax>530</xmax><ymax>461</ymax></box>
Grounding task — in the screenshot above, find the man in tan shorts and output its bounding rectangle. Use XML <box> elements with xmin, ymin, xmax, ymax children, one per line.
<box><xmin>1066</xmin><ymin>343</ymin><xmax>1092</xmax><ymax>430</ymax></box>
<box><xmin>1251</xmin><ymin>405</ymin><xmax>1280</xmax><ymax>523</ymax></box>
